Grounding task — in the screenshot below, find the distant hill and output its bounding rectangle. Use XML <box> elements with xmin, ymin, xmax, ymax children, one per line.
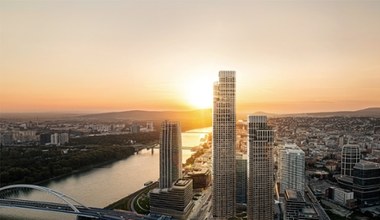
<box><xmin>80</xmin><ymin>107</ymin><xmax>380</xmax><ymax>125</ymax></box>
<box><xmin>80</xmin><ymin>109</ymin><xmax>212</xmax><ymax>131</ymax></box>
<box><xmin>2</xmin><ymin>107</ymin><xmax>378</xmax><ymax>126</ymax></box>
<box><xmin>287</xmin><ymin>107</ymin><xmax>380</xmax><ymax>117</ymax></box>
<box><xmin>237</xmin><ymin>108</ymin><xmax>380</xmax><ymax>119</ymax></box>
<box><xmin>0</xmin><ymin>112</ymin><xmax>82</xmax><ymax>120</ymax></box>
<box><xmin>354</xmin><ymin>107</ymin><xmax>380</xmax><ymax>116</ymax></box>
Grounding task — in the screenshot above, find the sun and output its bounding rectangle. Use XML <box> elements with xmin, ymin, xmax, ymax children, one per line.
<box><xmin>184</xmin><ymin>81</ymin><xmax>213</xmax><ymax>109</ymax></box>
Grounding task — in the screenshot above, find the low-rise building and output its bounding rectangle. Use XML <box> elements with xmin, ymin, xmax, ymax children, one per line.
<box><xmin>326</xmin><ymin>187</ymin><xmax>354</xmax><ymax>206</ymax></box>
<box><xmin>352</xmin><ymin>160</ymin><xmax>380</xmax><ymax>207</ymax></box>
<box><xmin>337</xmin><ymin>160</ymin><xmax>380</xmax><ymax>207</ymax></box>
<box><xmin>149</xmin><ymin>179</ymin><xmax>194</xmax><ymax>220</ymax></box>
<box><xmin>185</xmin><ymin>168</ymin><xmax>211</xmax><ymax>190</ymax></box>
<box><xmin>284</xmin><ymin>189</ymin><xmax>318</xmax><ymax>220</ymax></box>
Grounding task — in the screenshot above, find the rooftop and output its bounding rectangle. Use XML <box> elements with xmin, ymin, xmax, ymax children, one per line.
<box><xmin>284</xmin><ymin>143</ymin><xmax>300</xmax><ymax>149</ymax></box>
<box><xmin>285</xmin><ymin>189</ymin><xmax>305</xmax><ymax>203</ymax></box>
<box><xmin>282</xmin><ymin>144</ymin><xmax>304</xmax><ymax>154</ymax></box>
<box><xmin>174</xmin><ymin>178</ymin><xmax>192</xmax><ymax>187</ymax></box>
<box><xmin>354</xmin><ymin>160</ymin><xmax>380</xmax><ymax>170</ymax></box>
<box><xmin>150</xmin><ymin>179</ymin><xmax>192</xmax><ymax>193</ymax></box>
<box><xmin>186</xmin><ymin>168</ymin><xmax>210</xmax><ymax>176</ymax></box>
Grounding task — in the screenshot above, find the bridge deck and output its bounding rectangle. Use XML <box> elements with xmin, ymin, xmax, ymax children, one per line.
<box><xmin>0</xmin><ymin>198</ymin><xmax>146</xmax><ymax>220</ymax></box>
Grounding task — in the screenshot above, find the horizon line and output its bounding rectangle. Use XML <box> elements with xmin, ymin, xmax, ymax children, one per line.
<box><xmin>1</xmin><ymin>106</ymin><xmax>379</xmax><ymax>116</ymax></box>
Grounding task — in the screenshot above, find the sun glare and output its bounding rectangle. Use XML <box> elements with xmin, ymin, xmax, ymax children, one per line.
<box><xmin>184</xmin><ymin>80</ymin><xmax>213</xmax><ymax>109</ymax></box>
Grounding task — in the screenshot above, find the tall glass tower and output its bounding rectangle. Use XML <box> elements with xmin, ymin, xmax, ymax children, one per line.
<box><xmin>159</xmin><ymin>121</ymin><xmax>182</xmax><ymax>189</ymax></box>
<box><xmin>341</xmin><ymin>144</ymin><xmax>360</xmax><ymax>177</ymax></box>
<box><xmin>212</xmin><ymin>71</ymin><xmax>236</xmax><ymax>218</ymax></box>
<box><xmin>247</xmin><ymin>115</ymin><xmax>274</xmax><ymax>220</ymax></box>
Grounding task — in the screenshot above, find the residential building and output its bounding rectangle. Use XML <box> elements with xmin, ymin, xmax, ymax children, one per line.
<box><xmin>59</xmin><ymin>133</ymin><xmax>69</xmax><ymax>145</ymax></box>
<box><xmin>159</xmin><ymin>121</ymin><xmax>182</xmax><ymax>189</ymax></box>
<box><xmin>50</xmin><ymin>133</ymin><xmax>69</xmax><ymax>146</ymax></box>
<box><xmin>279</xmin><ymin>144</ymin><xmax>305</xmax><ymax>195</ymax></box>
<box><xmin>51</xmin><ymin>133</ymin><xmax>59</xmax><ymax>145</ymax></box>
<box><xmin>149</xmin><ymin>122</ymin><xmax>194</xmax><ymax>219</ymax></box>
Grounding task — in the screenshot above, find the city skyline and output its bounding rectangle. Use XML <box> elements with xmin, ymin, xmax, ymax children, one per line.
<box><xmin>1</xmin><ymin>62</ymin><xmax>380</xmax><ymax>220</ymax></box>
<box><xmin>1</xmin><ymin>0</ymin><xmax>380</xmax><ymax>114</ymax></box>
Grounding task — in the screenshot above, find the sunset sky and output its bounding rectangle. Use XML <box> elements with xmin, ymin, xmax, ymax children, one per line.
<box><xmin>1</xmin><ymin>0</ymin><xmax>379</xmax><ymax>114</ymax></box>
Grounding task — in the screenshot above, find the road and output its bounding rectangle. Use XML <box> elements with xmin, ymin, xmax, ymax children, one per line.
<box><xmin>305</xmin><ymin>186</ymin><xmax>331</xmax><ymax>220</ymax></box>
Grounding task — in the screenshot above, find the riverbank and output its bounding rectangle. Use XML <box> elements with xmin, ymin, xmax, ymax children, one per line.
<box><xmin>105</xmin><ymin>182</ymin><xmax>159</xmax><ymax>211</ymax></box>
<box><xmin>105</xmin><ymin>128</ymin><xmax>212</xmax><ymax>214</ymax></box>
<box><xmin>32</xmin><ymin>158</ymin><xmax>123</xmax><ymax>186</ymax></box>
<box><xmin>0</xmin><ymin>145</ymin><xmax>136</xmax><ymax>187</ymax></box>
<box><xmin>33</xmin><ymin>143</ymin><xmax>160</xmax><ymax>186</ymax></box>
<box><xmin>1</xmin><ymin>128</ymin><xmax>210</xmax><ymax>220</ymax></box>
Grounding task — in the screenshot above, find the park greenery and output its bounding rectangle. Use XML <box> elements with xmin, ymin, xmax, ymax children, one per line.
<box><xmin>134</xmin><ymin>192</ymin><xmax>150</xmax><ymax>214</ymax></box>
<box><xmin>70</xmin><ymin>131</ymin><xmax>159</xmax><ymax>145</ymax></box>
<box><xmin>0</xmin><ymin>145</ymin><xmax>135</xmax><ymax>187</ymax></box>
<box><xmin>0</xmin><ymin>132</ymin><xmax>160</xmax><ymax>187</ymax></box>
<box><xmin>184</xmin><ymin>148</ymin><xmax>206</xmax><ymax>166</ymax></box>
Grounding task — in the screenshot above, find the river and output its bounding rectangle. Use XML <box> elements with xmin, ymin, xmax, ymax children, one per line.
<box><xmin>0</xmin><ymin>128</ymin><xmax>211</xmax><ymax>220</ymax></box>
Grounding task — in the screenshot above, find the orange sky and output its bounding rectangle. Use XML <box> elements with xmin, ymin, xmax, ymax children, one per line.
<box><xmin>1</xmin><ymin>1</ymin><xmax>379</xmax><ymax>114</ymax></box>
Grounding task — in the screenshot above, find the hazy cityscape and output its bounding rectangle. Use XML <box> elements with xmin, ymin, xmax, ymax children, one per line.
<box><xmin>1</xmin><ymin>71</ymin><xmax>380</xmax><ymax>220</ymax></box>
<box><xmin>1</xmin><ymin>1</ymin><xmax>380</xmax><ymax>220</ymax></box>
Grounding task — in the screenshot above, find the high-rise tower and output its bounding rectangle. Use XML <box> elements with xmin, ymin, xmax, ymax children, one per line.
<box><xmin>247</xmin><ymin>115</ymin><xmax>274</xmax><ymax>220</ymax></box>
<box><xmin>159</xmin><ymin>120</ymin><xmax>182</xmax><ymax>189</ymax></box>
<box><xmin>279</xmin><ymin>144</ymin><xmax>305</xmax><ymax>195</ymax></box>
<box><xmin>212</xmin><ymin>71</ymin><xmax>236</xmax><ymax>218</ymax></box>
<box><xmin>150</xmin><ymin>121</ymin><xmax>194</xmax><ymax>219</ymax></box>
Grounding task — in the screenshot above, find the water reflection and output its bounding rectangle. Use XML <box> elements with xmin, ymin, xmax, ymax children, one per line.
<box><xmin>0</xmin><ymin>127</ymin><xmax>211</xmax><ymax>219</ymax></box>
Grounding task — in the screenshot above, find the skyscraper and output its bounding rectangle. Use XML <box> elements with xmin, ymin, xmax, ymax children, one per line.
<box><xmin>279</xmin><ymin>144</ymin><xmax>305</xmax><ymax>195</ymax></box>
<box><xmin>212</xmin><ymin>71</ymin><xmax>236</xmax><ymax>218</ymax></box>
<box><xmin>150</xmin><ymin>121</ymin><xmax>194</xmax><ymax>219</ymax></box>
<box><xmin>341</xmin><ymin>144</ymin><xmax>360</xmax><ymax>177</ymax></box>
<box><xmin>247</xmin><ymin>115</ymin><xmax>274</xmax><ymax>220</ymax></box>
<box><xmin>159</xmin><ymin>120</ymin><xmax>182</xmax><ymax>189</ymax></box>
